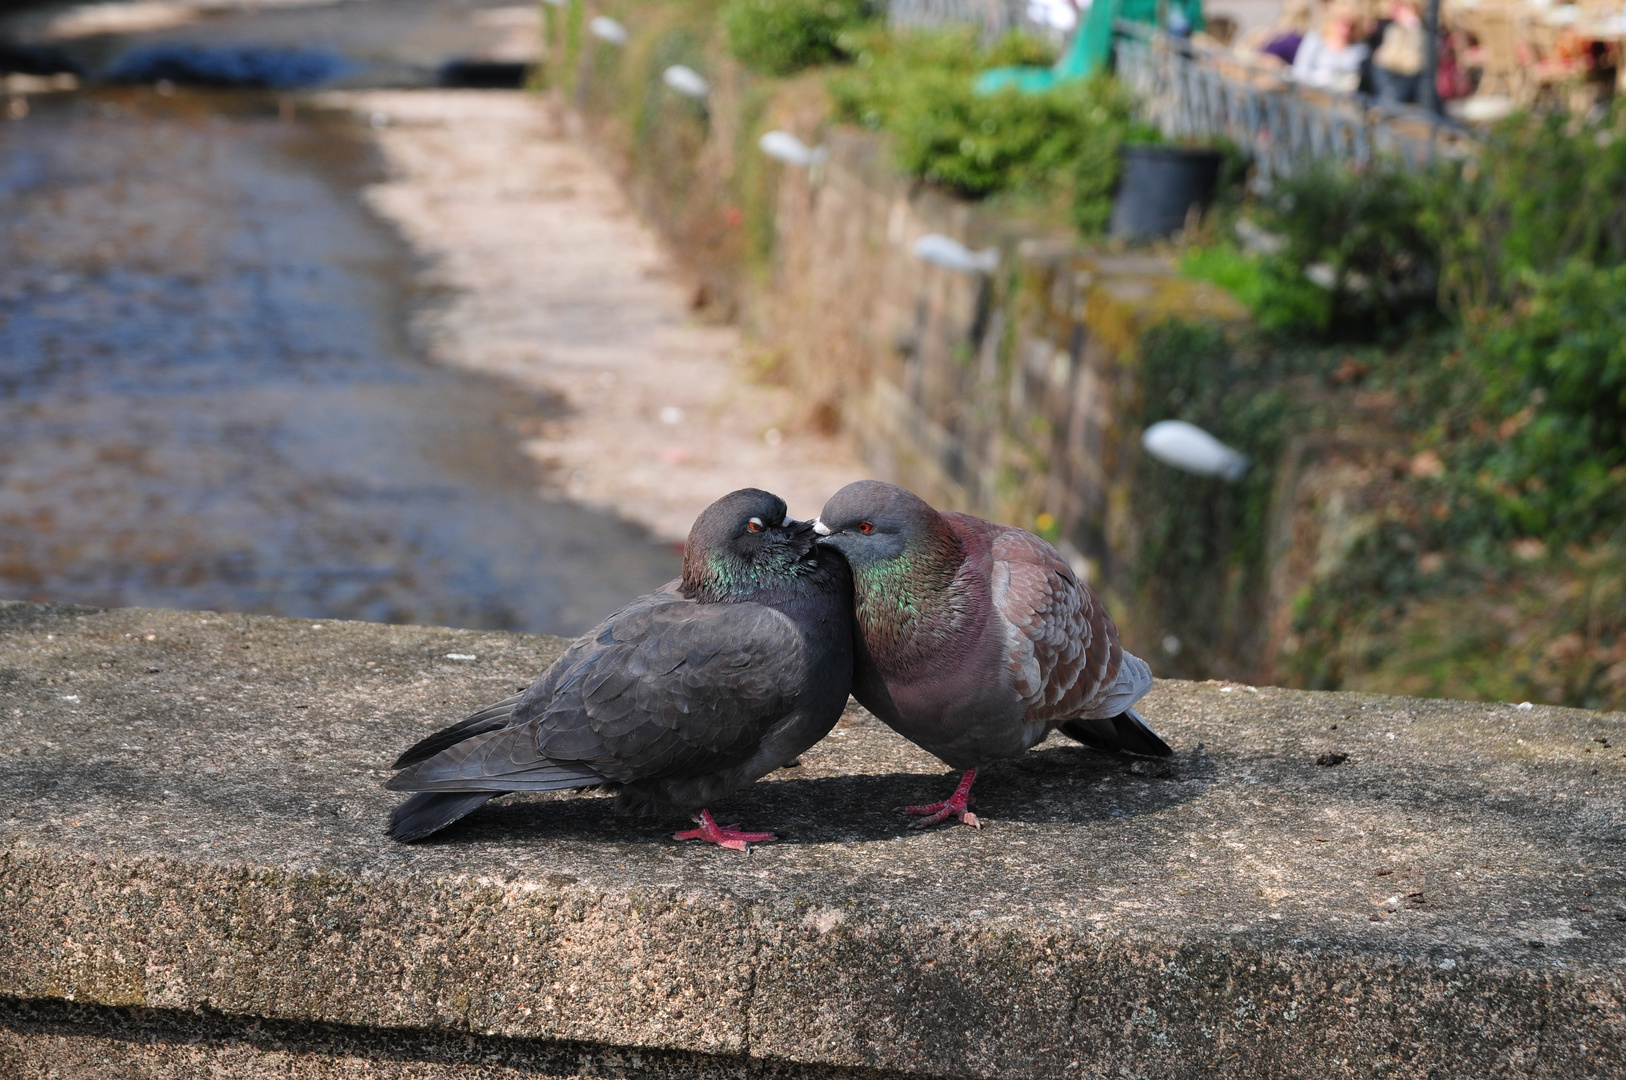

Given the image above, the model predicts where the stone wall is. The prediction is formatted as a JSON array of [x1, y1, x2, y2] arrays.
[[3, 601, 1624, 1077], [559, 41, 1257, 649], [552, 19, 1409, 685]]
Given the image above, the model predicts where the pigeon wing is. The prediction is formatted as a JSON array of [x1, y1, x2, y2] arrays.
[[391, 582, 685, 771], [529, 597, 807, 783], [986, 525, 1136, 723], [388, 594, 805, 792]]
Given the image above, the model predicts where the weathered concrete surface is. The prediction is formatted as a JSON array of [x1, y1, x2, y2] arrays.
[[1, 599, 1623, 1078]]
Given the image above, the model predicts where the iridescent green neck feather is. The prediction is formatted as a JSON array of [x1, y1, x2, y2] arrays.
[[684, 545, 810, 604], [852, 526, 973, 669]]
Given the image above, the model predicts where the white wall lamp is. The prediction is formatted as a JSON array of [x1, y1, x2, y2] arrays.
[[758, 130, 828, 168], [662, 65, 709, 99], [912, 233, 999, 275], [589, 16, 628, 44], [1141, 420, 1249, 482]]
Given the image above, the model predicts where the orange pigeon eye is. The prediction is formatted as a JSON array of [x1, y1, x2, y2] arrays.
[[747, 518, 764, 533], [858, 522, 874, 534]]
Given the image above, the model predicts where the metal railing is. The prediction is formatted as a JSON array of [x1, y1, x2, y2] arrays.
[[886, 0, 1052, 40], [1113, 24, 1477, 184]]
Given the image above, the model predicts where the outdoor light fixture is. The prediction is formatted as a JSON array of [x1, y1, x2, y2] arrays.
[[758, 130, 827, 168], [1141, 420, 1249, 481], [589, 17, 628, 45], [662, 65, 709, 99], [912, 233, 999, 275]]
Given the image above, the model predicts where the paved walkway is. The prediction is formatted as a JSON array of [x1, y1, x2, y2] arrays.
[[327, 89, 868, 542]]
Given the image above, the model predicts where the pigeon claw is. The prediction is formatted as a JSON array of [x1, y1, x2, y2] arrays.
[[901, 801, 981, 829], [897, 768, 981, 830], [673, 809, 776, 852]]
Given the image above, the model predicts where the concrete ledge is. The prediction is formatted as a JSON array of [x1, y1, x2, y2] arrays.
[[1, 600, 1623, 1078]]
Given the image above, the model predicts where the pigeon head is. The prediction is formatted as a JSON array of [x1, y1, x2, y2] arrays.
[[682, 488, 817, 602], [813, 480, 951, 569]]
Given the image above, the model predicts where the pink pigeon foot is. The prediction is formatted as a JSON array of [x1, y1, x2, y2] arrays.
[[899, 768, 981, 830], [673, 809, 777, 852]]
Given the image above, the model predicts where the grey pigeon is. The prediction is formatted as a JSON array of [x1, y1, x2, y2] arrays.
[[814, 480, 1169, 829], [386, 488, 853, 850]]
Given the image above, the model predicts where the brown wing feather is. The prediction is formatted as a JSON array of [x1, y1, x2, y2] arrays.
[[985, 525, 1126, 724]]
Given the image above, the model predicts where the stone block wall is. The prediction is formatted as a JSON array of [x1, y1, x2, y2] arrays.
[[569, 59, 1240, 576], [554, 29, 1403, 681]]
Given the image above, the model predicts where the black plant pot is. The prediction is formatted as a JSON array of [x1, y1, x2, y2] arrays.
[[1109, 144, 1223, 241]]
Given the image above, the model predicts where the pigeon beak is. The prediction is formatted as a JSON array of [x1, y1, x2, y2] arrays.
[[811, 519, 831, 536]]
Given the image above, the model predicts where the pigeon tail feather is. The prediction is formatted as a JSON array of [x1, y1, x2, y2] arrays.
[[1087, 650, 1153, 719], [387, 791, 500, 842], [392, 692, 525, 768], [1113, 707, 1174, 757], [1059, 707, 1173, 758], [386, 725, 607, 793]]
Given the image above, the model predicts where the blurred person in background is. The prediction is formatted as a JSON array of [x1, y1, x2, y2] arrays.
[[1250, 0, 1317, 67], [1371, 0, 1426, 102], [1292, 0, 1371, 90]]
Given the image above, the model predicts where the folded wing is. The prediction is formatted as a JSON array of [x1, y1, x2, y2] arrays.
[[388, 596, 807, 795], [985, 525, 1148, 723]]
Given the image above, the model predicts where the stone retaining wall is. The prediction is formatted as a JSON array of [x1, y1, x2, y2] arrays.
[[551, 29, 1392, 682], [2, 601, 1623, 1077]]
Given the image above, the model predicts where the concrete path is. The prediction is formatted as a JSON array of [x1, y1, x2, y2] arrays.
[[325, 89, 868, 542]]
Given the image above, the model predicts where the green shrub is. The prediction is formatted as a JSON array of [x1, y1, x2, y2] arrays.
[[722, 0, 872, 75], [891, 80, 1126, 199], [828, 25, 984, 131], [1425, 102, 1626, 314], [1179, 241, 1332, 332], [833, 28, 1131, 211], [1459, 262, 1626, 541], [1258, 162, 1440, 331], [978, 28, 1059, 68]]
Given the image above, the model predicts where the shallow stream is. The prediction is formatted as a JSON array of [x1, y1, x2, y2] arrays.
[[0, 86, 679, 634]]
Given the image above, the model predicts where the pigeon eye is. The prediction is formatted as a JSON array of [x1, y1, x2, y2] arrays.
[[858, 522, 874, 534], [747, 517, 765, 533]]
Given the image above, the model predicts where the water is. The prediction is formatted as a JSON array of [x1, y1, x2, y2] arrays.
[[0, 89, 679, 634]]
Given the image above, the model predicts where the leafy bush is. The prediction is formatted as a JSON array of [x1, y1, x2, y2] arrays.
[[1425, 103, 1626, 314], [1459, 262, 1626, 541], [828, 25, 984, 131], [1262, 163, 1438, 326], [890, 78, 1128, 199], [1178, 242, 1332, 332], [830, 27, 1129, 217], [1178, 162, 1442, 335], [722, 0, 872, 76]]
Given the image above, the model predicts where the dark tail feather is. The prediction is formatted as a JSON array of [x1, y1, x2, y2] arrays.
[[1060, 707, 1173, 758], [388, 791, 501, 843], [393, 692, 525, 768], [386, 725, 607, 793]]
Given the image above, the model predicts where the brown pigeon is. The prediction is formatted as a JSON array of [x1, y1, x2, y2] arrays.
[[386, 488, 853, 850], [814, 480, 1168, 829]]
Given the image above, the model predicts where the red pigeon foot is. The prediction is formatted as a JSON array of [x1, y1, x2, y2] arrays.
[[673, 809, 777, 852], [899, 768, 981, 830]]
